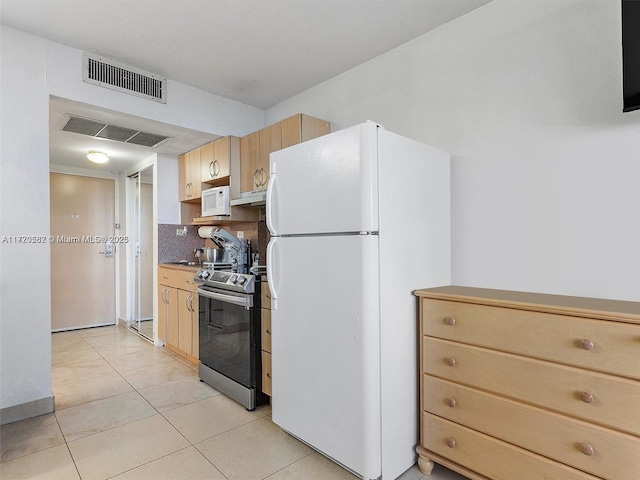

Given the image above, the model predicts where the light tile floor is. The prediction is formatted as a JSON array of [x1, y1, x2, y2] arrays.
[[0, 324, 467, 480]]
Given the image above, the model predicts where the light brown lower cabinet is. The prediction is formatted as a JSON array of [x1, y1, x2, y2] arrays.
[[158, 284, 178, 351], [261, 281, 272, 396], [158, 266, 199, 363], [415, 286, 640, 480]]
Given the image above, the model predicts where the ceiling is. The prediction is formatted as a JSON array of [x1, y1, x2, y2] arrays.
[[1, 0, 491, 171]]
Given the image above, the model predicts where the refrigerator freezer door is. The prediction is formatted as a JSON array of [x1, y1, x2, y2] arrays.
[[268, 234, 382, 479], [267, 122, 379, 236]]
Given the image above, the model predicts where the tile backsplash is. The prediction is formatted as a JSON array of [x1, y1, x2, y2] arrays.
[[158, 224, 204, 263], [158, 221, 269, 266]]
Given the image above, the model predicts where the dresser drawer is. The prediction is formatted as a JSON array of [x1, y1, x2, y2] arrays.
[[422, 376, 640, 480], [423, 337, 640, 436], [422, 298, 640, 380], [422, 413, 601, 480], [261, 308, 272, 353], [158, 267, 179, 288]]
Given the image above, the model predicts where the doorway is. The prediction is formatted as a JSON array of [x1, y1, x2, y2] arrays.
[[128, 165, 154, 340], [50, 173, 117, 330]]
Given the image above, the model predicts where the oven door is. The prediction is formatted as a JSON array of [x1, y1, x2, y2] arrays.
[[198, 286, 256, 389]]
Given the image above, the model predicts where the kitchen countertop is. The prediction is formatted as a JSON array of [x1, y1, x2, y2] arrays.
[[158, 262, 200, 272]]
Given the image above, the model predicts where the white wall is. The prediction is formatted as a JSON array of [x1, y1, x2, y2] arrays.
[[267, 0, 640, 302], [0, 27, 53, 415], [0, 25, 264, 415]]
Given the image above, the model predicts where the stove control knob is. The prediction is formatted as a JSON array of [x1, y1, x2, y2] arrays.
[[236, 276, 246, 285], [229, 274, 238, 283], [201, 271, 210, 279]]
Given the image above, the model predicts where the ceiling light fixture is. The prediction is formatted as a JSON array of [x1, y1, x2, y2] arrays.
[[87, 151, 109, 164]]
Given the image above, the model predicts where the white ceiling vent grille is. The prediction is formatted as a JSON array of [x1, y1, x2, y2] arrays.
[[61, 114, 170, 148], [83, 53, 166, 103]]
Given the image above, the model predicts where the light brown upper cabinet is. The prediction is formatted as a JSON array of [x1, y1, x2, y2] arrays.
[[240, 130, 261, 193], [281, 113, 331, 149], [239, 114, 331, 195], [257, 122, 282, 191], [201, 136, 232, 184], [179, 148, 202, 202]]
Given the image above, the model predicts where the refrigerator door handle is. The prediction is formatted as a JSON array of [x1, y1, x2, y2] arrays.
[[266, 164, 277, 234], [266, 238, 278, 310]]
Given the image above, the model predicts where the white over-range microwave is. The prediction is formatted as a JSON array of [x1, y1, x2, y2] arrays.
[[202, 186, 230, 217]]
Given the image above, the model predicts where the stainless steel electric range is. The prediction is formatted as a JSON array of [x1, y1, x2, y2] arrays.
[[195, 266, 267, 410]]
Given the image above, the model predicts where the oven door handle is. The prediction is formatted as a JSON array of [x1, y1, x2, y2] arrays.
[[198, 287, 253, 309]]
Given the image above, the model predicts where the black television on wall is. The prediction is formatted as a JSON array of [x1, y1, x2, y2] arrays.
[[622, 0, 640, 112]]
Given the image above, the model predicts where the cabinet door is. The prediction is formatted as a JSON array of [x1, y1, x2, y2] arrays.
[[178, 289, 192, 355], [214, 136, 231, 179], [301, 114, 331, 143], [261, 308, 271, 353], [191, 294, 199, 360], [240, 130, 260, 193], [189, 147, 202, 199], [281, 114, 302, 149], [178, 153, 190, 201], [258, 122, 281, 189], [281, 114, 331, 149], [165, 287, 179, 351], [200, 142, 215, 182], [262, 351, 272, 396], [157, 285, 167, 342]]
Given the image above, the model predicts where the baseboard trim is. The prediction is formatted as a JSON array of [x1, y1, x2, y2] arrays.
[[0, 395, 55, 425]]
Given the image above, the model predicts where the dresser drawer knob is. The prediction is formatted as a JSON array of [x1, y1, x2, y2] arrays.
[[444, 316, 456, 326], [446, 438, 457, 449], [580, 392, 594, 404], [579, 339, 594, 350], [445, 398, 457, 408], [444, 357, 457, 367], [580, 444, 595, 456]]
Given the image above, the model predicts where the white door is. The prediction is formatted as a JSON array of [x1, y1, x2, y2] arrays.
[[50, 173, 116, 330], [267, 233, 382, 479], [267, 122, 379, 236]]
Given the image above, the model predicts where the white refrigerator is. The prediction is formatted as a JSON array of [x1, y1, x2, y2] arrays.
[[266, 122, 450, 480]]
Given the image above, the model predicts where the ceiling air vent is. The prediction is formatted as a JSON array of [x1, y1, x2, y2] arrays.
[[61, 114, 170, 148], [83, 53, 166, 103]]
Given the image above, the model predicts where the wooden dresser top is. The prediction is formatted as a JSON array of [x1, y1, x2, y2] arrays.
[[415, 285, 640, 324]]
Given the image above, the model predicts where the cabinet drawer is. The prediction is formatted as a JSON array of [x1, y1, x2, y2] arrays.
[[261, 282, 272, 309], [262, 351, 272, 396], [422, 413, 601, 480], [158, 267, 179, 288], [177, 270, 198, 293], [423, 337, 640, 436], [261, 308, 272, 353], [422, 376, 640, 480], [422, 298, 640, 380]]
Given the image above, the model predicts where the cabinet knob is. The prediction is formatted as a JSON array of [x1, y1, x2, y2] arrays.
[[580, 444, 595, 456], [444, 357, 456, 367], [444, 316, 456, 326], [579, 339, 595, 351], [445, 398, 457, 408], [446, 438, 456, 449], [265, 329, 271, 334], [266, 372, 271, 378], [580, 392, 594, 404]]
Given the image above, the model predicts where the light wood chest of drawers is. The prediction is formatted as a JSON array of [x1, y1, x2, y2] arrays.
[[415, 286, 640, 480]]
